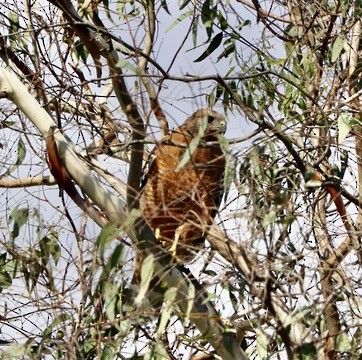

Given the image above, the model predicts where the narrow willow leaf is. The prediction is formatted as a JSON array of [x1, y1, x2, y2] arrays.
[[102, 0, 115, 24], [295, 343, 317, 360], [189, 16, 198, 48], [338, 112, 357, 144], [1, 343, 31, 359], [6, 137, 26, 176], [43, 314, 72, 339], [180, 0, 192, 10], [104, 281, 119, 321], [73, 40, 89, 64], [108, 243, 124, 269], [119, 208, 142, 231], [194, 32, 223, 62], [145, 342, 169, 360], [160, 0, 171, 15], [134, 253, 154, 306], [175, 116, 208, 171], [217, 134, 232, 201], [97, 221, 119, 261], [336, 332, 352, 352], [166, 10, 192, 32], [331, 34, 345, 62], [157, 287, 177, 337], [8, 207, 29, 239], [8, 11, 21, 46], [0, 271, 12, 291], [39, 233, 61, 266], [256, 328, 268, 358], [217, 42, 236, 61], [185, 282, 195, 320], [284, 308, 311, 327], [116, 58, 137, 73], [201, 0, 214, 39]]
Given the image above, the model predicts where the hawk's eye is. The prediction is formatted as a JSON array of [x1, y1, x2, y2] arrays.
[[207, 115, 214, 123]]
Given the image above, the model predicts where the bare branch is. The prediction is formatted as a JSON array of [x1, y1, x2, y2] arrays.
[[138, 0, 169, 136], [0, 175, 57, 188]]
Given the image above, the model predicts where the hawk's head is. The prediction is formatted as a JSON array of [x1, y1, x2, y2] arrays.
[[180, 109, 227, 138]]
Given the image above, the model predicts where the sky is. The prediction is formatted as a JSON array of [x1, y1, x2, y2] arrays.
[[0, 1, 279, 357]]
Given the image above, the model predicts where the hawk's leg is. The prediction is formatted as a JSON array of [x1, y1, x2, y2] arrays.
[[169, 225, 185, 257]]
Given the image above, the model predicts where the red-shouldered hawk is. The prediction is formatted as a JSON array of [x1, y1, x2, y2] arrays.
[[140, 109, 227, 259]]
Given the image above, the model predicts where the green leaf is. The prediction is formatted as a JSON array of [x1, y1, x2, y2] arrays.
[[134, 253, 155, 306], [295, 343, 317, 360], [219, 135, 233, 202], [116, 0, 125, 17], [160, 0, 171, 15], [175, 116, 208, 171], [304, 180, 322, 188], [207, 91, 215, 107], [5, 137, 26, 176], [229, 289, 239, 312], [336, 332, 352, 352], [39, 233, 61, 266], [337, 112, 357, 144], [331, 35, 345, 62], [0, 120, 16, 128], [284, 308, 312, 327], [201, 292, 217, 305], [97, 221, 119, 261], [8, 206, 29, 239], [73, 40, 89, 64], [338, 149, 349, 179], [217, 42, 236, 61], [218, 11, 228, 31], [298, 97, 307, 110], [146, 341, 169, 360], [116, 0, 140, 18], [101, 0, 115, 24], [1, 342, 31, 359], [0, 253, 6, 269], [104, 281, 119, 321], [166, 10, 193, 32], [0, 271, 12, 291], [8, 11, 20, 31], [194, 32, 223, 62], [186, 282, 195, 320], [43, 313, 71, 339], [79, 0, 92, 13], [237, 19, 251, 29], [108, 243, 124, 270], [116, 58, 137, 73], [262, 210, 276, 227], [192, 15, 199, 47], [8, 11, 22, 46], [256, 328, 268, 359], [101, 339, 124, 360], [157, 287, 177, 337], [180, 0, 192, 10], [201, 0, 214, 39]]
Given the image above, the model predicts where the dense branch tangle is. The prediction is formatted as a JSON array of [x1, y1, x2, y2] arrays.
[[0, 1, 361, 359]]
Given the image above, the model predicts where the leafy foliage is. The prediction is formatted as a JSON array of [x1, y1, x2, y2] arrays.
[[0, 0, 361, 358]]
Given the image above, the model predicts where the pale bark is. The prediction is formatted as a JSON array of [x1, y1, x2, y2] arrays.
[[0, 66, 247, 360]]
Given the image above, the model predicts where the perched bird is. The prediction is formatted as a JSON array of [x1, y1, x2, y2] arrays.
[[140, 108, 227, 260]]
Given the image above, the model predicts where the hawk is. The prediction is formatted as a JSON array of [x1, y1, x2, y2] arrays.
[[140, 109, 227, 259]]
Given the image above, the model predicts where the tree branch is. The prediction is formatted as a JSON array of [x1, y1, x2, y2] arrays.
[[0, 175, 57, 188], [207, 226, 311, 348], [0, 65, 246, 360], [138, 0, 169, 136]]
